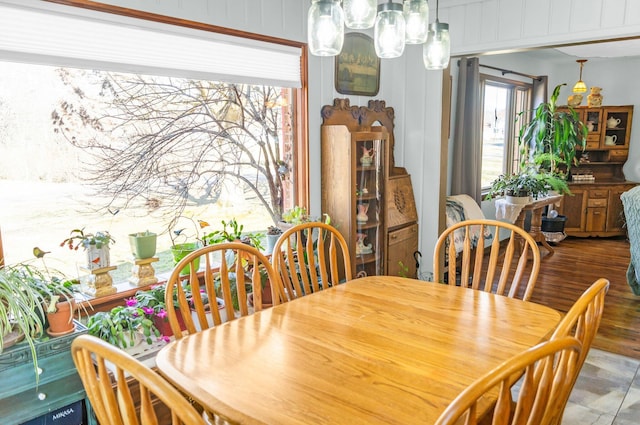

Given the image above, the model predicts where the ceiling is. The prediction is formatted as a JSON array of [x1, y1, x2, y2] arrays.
[[554, 38, 640, 59]]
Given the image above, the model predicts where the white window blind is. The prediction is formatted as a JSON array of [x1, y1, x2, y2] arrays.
[[0, 0, 302, 88]]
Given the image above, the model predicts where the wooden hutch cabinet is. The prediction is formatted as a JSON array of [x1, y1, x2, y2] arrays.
[[321, 99, 419, 278], [559, 105, 637, 237]]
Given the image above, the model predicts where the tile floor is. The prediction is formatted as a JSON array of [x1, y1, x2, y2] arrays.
[[562, 348, 640, 424]]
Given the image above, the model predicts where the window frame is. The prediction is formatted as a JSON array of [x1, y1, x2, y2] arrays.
[[44, 0, 309, 209], [0, 0, 310, 260], [479, 74, 532, 192]]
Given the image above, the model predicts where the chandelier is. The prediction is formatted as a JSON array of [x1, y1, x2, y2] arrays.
[[307, 0, 450, 70]]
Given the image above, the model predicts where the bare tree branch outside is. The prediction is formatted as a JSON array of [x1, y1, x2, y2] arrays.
[[50, 69, 291, 233]]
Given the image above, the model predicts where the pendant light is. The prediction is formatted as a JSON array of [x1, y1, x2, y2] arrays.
[[572, 59, 588, 93], [343, 0, 376, 29], [423, 0, 450, 70], [375, 0, 406, 59], [403, 0, 429, 44], [308, 0, 344, 57]]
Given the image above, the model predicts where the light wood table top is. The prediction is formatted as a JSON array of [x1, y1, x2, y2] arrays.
[[156, 276, 561, 424]]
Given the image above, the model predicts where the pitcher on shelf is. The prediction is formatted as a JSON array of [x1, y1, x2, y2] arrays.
[[360, 146, 375, 166]]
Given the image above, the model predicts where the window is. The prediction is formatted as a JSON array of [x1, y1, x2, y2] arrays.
[[480, 76, 531, 190], [0, 2, 308, 281]]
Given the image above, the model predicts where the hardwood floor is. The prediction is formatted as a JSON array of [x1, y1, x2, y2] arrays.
[[529, 236, 640, 359]]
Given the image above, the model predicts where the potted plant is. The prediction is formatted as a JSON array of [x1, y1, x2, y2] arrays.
[[0, 264, 48, 384], [128, 230, 157, 259], [38, 275, 79, 336], [265, 225, 283, 255], [202, 218, 264, 250], [279, 205, 310, 230], [518, 83, 587, 178], [134, 284, 186, 337], [60, 228, 115, 270], [517, 83, 587, 232], [485, 171, 568, 203], [86, 303, 164, 350], [201, 218, 270, 307], [169, 216, 204, 275], [0, 265, 45, 347]]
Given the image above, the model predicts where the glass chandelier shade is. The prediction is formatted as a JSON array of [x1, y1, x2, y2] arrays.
[[403, 0, 429, 44], [423, 20, 450, 70], [374, 1, 406, 59], [343, 0, 377, 29], [572, 59, 588, 93], [308, 0, 344, 57]]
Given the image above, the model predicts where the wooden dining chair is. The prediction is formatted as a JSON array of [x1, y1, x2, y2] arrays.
[[546, 277, 609, 425], [433, 219, 541, 301], [434, 336, 582, 425], [71, 334, 206, 425], [271, 221, 352, 301], [164, 242, 286, 339]]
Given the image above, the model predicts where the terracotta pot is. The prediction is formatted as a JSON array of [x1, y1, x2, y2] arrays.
[[46, 299, 76, 335], [152, 308, 186, 336]]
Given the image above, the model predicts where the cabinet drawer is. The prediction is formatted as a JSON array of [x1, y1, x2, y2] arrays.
[[586, 134, 600, 142], [388, 223, 418, 245], [0, 376, 86, 425], [588, 198, 608, 208], [589, 189, 608, 198], [608, 150, 628, 161], [585, 140, 600, 149]]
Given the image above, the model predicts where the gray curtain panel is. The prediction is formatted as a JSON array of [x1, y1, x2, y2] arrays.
[[532, 75, 548, 109], [451, 57, 482, 204]]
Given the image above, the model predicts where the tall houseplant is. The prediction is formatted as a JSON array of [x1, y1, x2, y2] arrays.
[[518, 83, 588, 178], [517, 83, 587, 232]]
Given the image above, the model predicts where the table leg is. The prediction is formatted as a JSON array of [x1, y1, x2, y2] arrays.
[[530, 207, 554, 257]]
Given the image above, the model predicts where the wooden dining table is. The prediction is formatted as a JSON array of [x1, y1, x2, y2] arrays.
[[155, 276, 561, 424]]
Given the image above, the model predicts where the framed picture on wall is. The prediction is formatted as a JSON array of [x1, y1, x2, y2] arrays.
[[335, 33, 380, 96]]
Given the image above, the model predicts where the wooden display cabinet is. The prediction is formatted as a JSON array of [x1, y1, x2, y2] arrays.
[[321, 125, 389, 277], [569, 105, 633, 182], [321, 98, 419, 277], [559, 105, 637, 237]]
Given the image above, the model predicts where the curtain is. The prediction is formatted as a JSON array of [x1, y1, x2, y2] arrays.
[[451, 57, 482, 204], [532, 75, 548, 109]]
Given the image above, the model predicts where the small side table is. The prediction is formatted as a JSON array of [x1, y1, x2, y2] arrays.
[[496, 194, 563, 257]]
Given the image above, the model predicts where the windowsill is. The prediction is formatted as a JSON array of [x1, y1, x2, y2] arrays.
[[77, 270, 173, 315], [76, 249, 272, 315]]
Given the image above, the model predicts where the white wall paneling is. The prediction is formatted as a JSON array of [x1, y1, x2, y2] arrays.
[[442, 0, 640, 55]]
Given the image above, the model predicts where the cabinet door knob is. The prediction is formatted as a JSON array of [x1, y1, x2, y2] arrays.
[[38, 392, 47, 400], [37, 367, 43, 375]]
